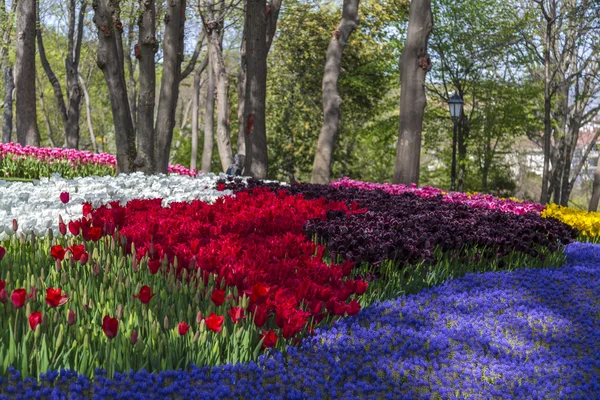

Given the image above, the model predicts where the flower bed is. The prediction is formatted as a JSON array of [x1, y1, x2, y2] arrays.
[[1, 241, 597, 398], [332, 177, 545, 215], [0, 168, 592, 398], [0, 143, 199, 179], [0, 173, 230, 240], [218, 179, 577, 267], [542, 203, 600, 241]]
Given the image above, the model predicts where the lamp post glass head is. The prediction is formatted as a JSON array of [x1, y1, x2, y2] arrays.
[[448, 93, 464, 121]]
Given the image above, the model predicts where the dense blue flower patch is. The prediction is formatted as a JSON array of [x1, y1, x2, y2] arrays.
[[2, 242, 599, 399]]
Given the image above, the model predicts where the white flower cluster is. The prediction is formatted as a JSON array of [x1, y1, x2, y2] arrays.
[[0, 172, 236, 240]]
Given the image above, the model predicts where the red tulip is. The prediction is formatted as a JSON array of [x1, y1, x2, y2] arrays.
[[228, 307, 246, 323], [178, 322, 190, 336], [59, 222, 67, 236], [204, 313, 224, 333], [87, 226, 103, 242], [67, 309, 77, 325], [249, 283, 270, 305], [251, 304, 269, 327], [79, 251, 89, 265], [132, 285, 156, 304], [210, 288, 225, 306], [0, 289, 7, 304], [148, 260, 161, 275], [355, 280, 368, 295], [69, 244, 86, 261], [11, 288, 26, 308], [60, 192, 70, 204], [50, 245, 66, 261], [82, 203, 93, 217], [29, 312, 42, 331], [131, 329, 138, 345], [0, 246, 5, 260], [45, 287, 69, 308], [68, 221, 80, 235], [102, 316, 118, 339], [260, 330, 278, 349], [0, 280, 5, 291], [346, 299, 361, 316]]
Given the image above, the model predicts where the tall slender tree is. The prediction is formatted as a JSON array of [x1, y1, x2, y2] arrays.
[[311, 0, 360, 184], [393, 0, 432, 185], [0, 0, 16, 143], [243, 0, 282, 178], [15, 0, 39, 146], [37, 0, 86, 149]]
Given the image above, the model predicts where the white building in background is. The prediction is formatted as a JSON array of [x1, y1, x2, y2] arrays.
[[509, 120, 600, 184]]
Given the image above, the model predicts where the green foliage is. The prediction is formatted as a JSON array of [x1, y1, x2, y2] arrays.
[[266, 0, 407, 183]]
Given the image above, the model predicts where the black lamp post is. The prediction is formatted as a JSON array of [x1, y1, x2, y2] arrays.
[[447, 93, 464, 191]]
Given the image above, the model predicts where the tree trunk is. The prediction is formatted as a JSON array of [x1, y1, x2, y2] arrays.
[[590, 166, 600, 212], [457, 114, 469, 192], [78, 73, 98, 152], [237, 21, 247, 157], [392, 0, 432, 185], [311, 0, 359, 184], [2, 65, 13, 143], [540, 17, 553, 204], [243, 0, 268, 178], [15, 0, 39, 147], [136, 0, 157, 173], [206, 21, 233, 172], [191, 67, 201, 171], [202, 53, 216, 173], [93, 0, 136, 172], [154, 0, 186, 174], [190, 56, 208, 171]]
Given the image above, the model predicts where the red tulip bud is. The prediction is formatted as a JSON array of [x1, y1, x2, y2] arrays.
[[60, 192, 70, 204], [79, 252, 89, 265], [0, 289, 7, 303], [131, 329, 138, 345], [59, 222, 67, 236], [93, 262, 101, 276], [55, 259, 61, 272], [178, 322, 190, 336], [67, 309, 77, 325], [0, 246, 5, 260], [196, 311, 203, 324], [12, 219, 17, 232]]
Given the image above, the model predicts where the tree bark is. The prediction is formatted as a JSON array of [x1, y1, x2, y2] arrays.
[[237, 17, 247, 156], [311, 0, 359, 184], [2, 65, 13, 143], [0, 0, 16, 143], [590, 166, 600, 212], [15, 0, 39, 147], [136, 0, 157, 173], [202, 52, 216, 173], [93, 0, 136, 172], [243, 0, 268, 178], [154, 0, 186, 174], [540, 8, 555, 204], [206, 19, 233, 172], [392, 0, 432, 185]]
